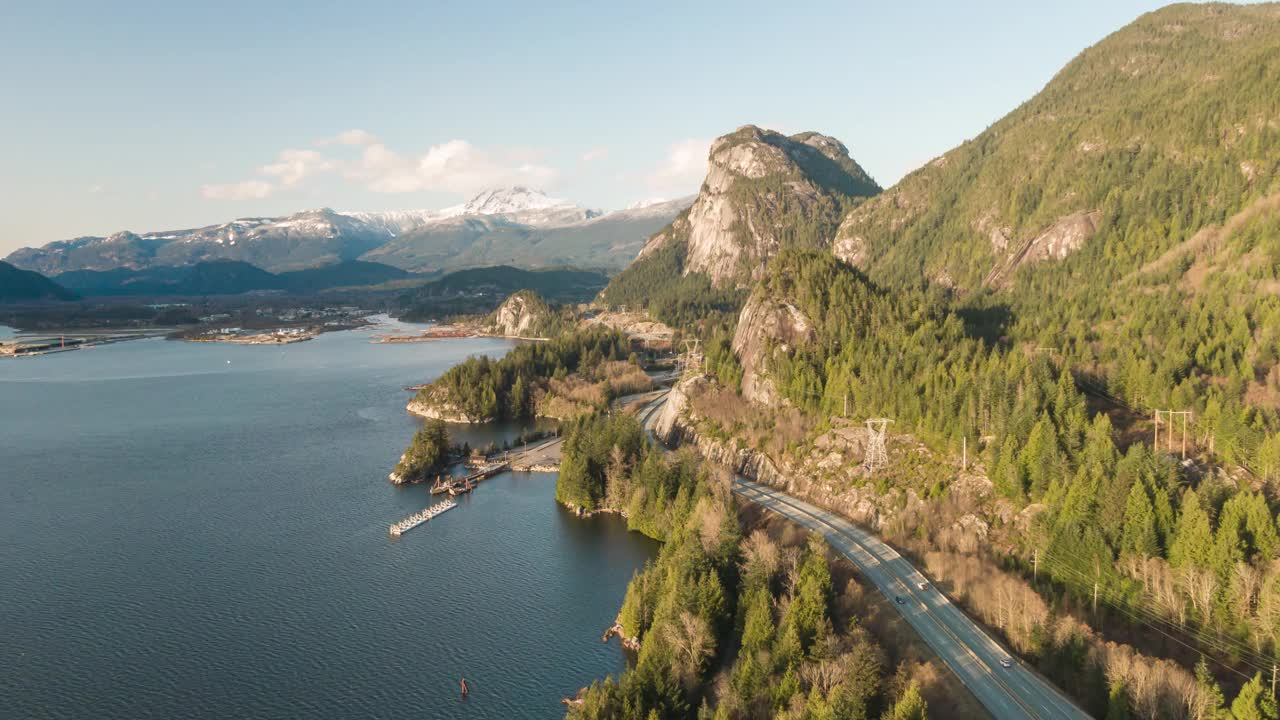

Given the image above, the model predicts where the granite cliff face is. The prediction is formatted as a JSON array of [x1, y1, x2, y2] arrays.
[[636, 125, 880, 288], [731, 291, 816, 406], [486, 290, 553, 338]]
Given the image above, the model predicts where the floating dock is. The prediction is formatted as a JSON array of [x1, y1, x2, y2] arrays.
[[389, 500, 457, 536]]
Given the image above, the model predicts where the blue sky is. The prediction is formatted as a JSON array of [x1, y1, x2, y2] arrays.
[[0, 0, 1198, 253]]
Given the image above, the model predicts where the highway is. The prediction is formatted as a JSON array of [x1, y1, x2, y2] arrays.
[[733, 479, 1093, 720]]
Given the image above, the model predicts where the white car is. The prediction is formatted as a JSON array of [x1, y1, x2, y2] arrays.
[[1000, 658, 1014, 669], [917, 581, 928, 590]]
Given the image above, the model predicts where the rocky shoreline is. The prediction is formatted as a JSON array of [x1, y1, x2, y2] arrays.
[[405, 390, 493, 424]]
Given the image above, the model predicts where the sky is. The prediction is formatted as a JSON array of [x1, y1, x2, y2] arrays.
[[0, 0, 1202, 254]]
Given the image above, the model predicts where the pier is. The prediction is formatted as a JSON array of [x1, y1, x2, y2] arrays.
[[389, 499, 456, 536], [463, 461, 510, 483]]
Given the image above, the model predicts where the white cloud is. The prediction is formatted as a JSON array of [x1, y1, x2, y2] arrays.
[[351, 139, 557, 195], [317, 129, 378, 147], [259, 149, 333, 186], [202, 133, 558, 202], [201, 180, 275, 200], [646, 138, 710, 192], [581, 147, 609, 163]]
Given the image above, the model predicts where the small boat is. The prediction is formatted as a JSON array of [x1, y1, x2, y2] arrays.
[[429, 476, 450, 495]]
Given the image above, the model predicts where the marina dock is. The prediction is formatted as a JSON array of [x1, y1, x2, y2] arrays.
[[389, 499, 457, 536], [463, 461, 509, 483]]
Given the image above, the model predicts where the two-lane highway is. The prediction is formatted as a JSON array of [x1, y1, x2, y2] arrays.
[[734, 479, 1092, 720]]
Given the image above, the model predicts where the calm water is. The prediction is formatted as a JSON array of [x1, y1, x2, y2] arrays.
[[0, 321, 656, 719]]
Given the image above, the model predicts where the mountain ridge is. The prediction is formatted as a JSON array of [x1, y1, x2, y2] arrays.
[[5, 188, 689, 276]]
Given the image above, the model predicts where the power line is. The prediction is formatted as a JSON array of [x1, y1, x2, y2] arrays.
[[1036, 550, 1273, 664], [1035, 551, 1276, 679], [1035, 555, 1272, 678]]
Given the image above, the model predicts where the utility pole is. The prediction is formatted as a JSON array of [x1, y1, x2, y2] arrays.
[[1153, 410, 1161, 452], [962, 436, 968, 472], [1167, 410, 1193, 459], [843, 392, 848, 418], [1272, 663, 1276, 699], [1093, 581, 1099, 613], [1033, 549, 1039, 581]]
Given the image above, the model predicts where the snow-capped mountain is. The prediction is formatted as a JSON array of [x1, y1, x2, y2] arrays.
[[5, 188, 692, 276], [458, 187, 572, 215]]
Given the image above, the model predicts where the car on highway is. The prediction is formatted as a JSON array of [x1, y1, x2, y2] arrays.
[[1000, 658, 1014, 668], [894, 596, 905, 604], [917, 581, 928, 590]]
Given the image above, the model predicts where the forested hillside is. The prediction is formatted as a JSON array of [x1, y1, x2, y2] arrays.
[[596, 4, 1280, 718], [837, 3, 1280, 464], [843, 3, 1280, 292], [0, 261, 77, 302]]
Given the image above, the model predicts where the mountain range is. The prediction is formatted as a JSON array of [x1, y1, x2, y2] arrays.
[[4, 188, 692, 277]]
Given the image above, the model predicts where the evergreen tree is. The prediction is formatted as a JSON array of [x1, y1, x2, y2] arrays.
[[740, 584, 775, 653], [1121, 480, 1160, 558], [1171, 489, 1214, 568], [1230, 673, 1278, 720], [1106, 681, 1131, 720], [1194, 656, 1226, 720], [886, 682, 928, 720]]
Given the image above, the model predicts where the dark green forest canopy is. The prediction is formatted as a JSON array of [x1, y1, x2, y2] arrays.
[[559, 413, 901, 719], [416, 327, 633, 421]]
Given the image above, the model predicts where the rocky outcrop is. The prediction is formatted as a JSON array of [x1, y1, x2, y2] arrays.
[[601, 623, 641, 651], [388, 457, 414, 485], [660, 377, 991, 540], [487, 290, 551, 338], [651, 377, 694, 444], [406, 387, 492, 423], [731, 291, 816, 406], [641, 125, 880, 288], [983, 210, 1101, 287]]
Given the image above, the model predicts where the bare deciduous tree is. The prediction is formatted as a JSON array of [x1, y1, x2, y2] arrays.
[[663, 611, 714, 685]]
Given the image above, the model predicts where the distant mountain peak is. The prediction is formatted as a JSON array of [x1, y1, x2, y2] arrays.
[[457, 187, 574, 216], [625, 197, 669, 210]]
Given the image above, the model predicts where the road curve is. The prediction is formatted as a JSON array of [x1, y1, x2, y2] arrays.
[[734, 478, 1092, 720]]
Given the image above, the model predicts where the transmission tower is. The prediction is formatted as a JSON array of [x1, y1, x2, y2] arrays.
[[862, 418, 893, 473], [681, 338, 702, 380]]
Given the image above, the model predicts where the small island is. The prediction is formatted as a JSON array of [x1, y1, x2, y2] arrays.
[[388, 419, 451, 485]]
